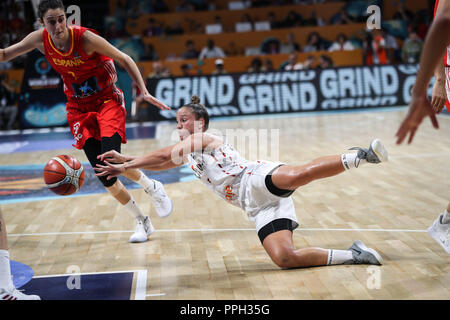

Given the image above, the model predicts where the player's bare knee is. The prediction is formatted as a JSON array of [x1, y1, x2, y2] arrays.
[[271, 248, 296, 269]]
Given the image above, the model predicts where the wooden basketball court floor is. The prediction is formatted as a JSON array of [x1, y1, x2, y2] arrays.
[[1, 107, 449, 300]]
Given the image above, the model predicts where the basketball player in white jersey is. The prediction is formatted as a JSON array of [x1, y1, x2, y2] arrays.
[[0, 209, 40, 300], [397, 0, 450, 254], [94, 96, 388, 269]]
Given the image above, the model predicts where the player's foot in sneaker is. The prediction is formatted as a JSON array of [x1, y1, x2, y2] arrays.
[[349, 139, 388, 167], [428, 214, 450, 254], [144, 180, 173, 218], [0, 287, 41, 300], [129, 216, 155, 243], [345, 240, 383, 265]]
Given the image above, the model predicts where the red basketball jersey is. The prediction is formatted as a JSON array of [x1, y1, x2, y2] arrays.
[[42, 26, 117, 102], [434, 0, 450, 67]]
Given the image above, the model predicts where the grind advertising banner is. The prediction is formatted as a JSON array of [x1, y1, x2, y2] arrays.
[[18, 49, 67, 128], [145, 64, 424, 121]]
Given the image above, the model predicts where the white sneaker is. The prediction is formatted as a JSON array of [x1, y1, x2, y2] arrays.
[[428, 214, 450, 254], [129, 216, 155, 243], [144, 180, 173, 218], [0, 287, 41, 300]]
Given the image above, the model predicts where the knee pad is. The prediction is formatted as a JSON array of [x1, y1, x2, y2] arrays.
[[98, 175, 117, 188], [83, 136, 120, 188]]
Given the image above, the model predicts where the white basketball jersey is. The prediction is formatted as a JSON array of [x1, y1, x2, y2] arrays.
[[187, 143, 249, 208]]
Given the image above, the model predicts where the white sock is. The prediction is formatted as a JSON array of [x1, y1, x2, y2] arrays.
[[441, 210, 450, 224], [326, 249, 354, 265], [137, 172, 156, 192], [124, 197, 145, 222], [341, 153, 366, 170], [0, 250, 14, 290]]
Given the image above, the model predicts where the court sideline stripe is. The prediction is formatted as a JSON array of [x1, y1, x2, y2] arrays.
[[8, 227, 428, 237]]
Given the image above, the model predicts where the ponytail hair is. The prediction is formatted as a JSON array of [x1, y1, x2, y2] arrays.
[[183, 95, 210, 131]]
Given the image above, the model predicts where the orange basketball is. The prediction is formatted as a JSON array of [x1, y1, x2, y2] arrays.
[[43, 155, 85, 195]]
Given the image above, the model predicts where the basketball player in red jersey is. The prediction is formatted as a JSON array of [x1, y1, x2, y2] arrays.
[[396, 0, 450, 253], [0, 0, 173, 246]]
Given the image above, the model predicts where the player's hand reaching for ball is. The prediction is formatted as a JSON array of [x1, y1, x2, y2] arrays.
[[97, 150, 127, 163], [94, 161, 125, 180], [143, 92, 171, 110]]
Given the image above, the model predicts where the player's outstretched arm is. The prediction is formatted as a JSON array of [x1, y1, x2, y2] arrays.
[[0, 30, 44, 62], [95, 133, 222, 179], [396, 0, 450, 144], [82, 30, 170, 110]]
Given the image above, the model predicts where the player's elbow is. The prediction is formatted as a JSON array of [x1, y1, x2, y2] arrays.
[[435, 14, 450, 32], [116, 53, 133, 68], [156, 149, 172, 163]]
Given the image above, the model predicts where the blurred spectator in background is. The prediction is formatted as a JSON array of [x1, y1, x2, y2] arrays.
[[282, 10, 304, 28], [261, 38, 281, 54], [180, 63, 193, 76], [241, 13, 254, 25], [182, 40, 200, 59], [213, 59, 227, 74], [317, 54, 333, 69], [362, 30, 387, 65], [105, 22, 127, 41], [328, 33, 354, 51], [113, 1, 127, 31], [152, 0, 169, 13], [141, 43, 159, 61], [147, 61, 171, 79], [284, 53, 304, 70], [264, 58, 275, 72], [205, 0, 217, 11], [381, 28, 399, 63], [164, 21, 184, 36], [176, 0, 194, 12], [187, 18, 204, 34], [303, 32, 327, 52], [304, 10, 325, 27], [392, 2, 414, 25], [127, 0, 141, 20], [0, 73, 18, 130], [143, 18, 163, 37], [199, 39, 226, 59], [284, 32, 301, 53], [302, 55, 315, 69], [213, 15, 225, 32], [248, 57, 265, 73], [329, 7, 354, 25], [410, 10, 429, 40], [267, 11, 282, 29], [401, 28, 423, 64]]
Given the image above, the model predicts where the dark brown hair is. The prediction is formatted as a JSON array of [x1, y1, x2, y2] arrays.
[[38, 0, 65, 20], [183, 95, 210, 131]]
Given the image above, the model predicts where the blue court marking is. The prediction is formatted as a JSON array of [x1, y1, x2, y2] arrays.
[[19, 272, 134, 300], [10, 260, 34, 289], [0, 124, 156, 154], [0, 162, 196, 205]]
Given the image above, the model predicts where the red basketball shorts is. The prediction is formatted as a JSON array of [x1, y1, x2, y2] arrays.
[[66, 87, 127, 150]]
